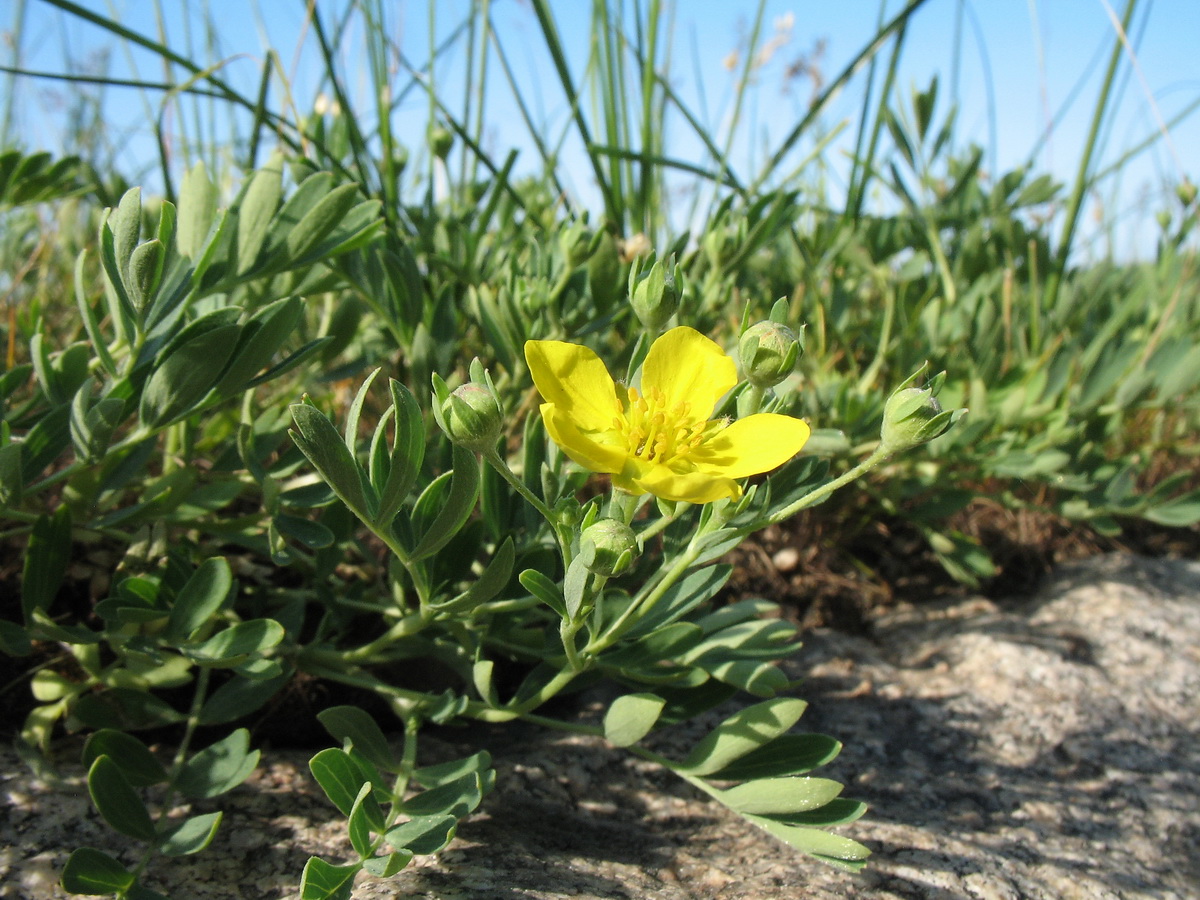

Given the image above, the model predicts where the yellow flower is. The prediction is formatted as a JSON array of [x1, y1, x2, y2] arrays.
[[524, 326, 810, 504]]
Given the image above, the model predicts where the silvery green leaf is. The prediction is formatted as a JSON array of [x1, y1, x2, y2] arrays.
[[317, 705, 398, 774], [110, 186, 142, 283], [287, 182, 362, 260], [431, 537, 515, 613], [159, 811, 223, 856], [175, 729, 260, 800], [236, 154, 283, 275], [181, 619, 284, 667], [165, 556, 234, 643], [384, 815, 457, 856], [211, 296, 305, 397], [717, 776, 843, 815], [707, 733, 842, 781], [310, 747, 370, 817], [21, 506, 71, 622], [127, 238, 164, 311], [743, 816, 870, 871], [372, 379, 425, 527], [177, 161, 218, 259], [82, 730, 168, 787], [87, 755, 157, 841], [410, 445, 479, 561], [290, 402, 375, 519], [299, 857, 358, 900], [678, 697, 809, 776], [139, 323, 239, 428], [604, 693, 666, 747], [61, 848, 135, 895]]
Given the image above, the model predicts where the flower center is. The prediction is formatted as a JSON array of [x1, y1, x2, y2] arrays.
[[614, 386, 707, 465]]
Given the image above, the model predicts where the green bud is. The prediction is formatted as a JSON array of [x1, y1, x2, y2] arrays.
[[738, 321, 801, 388], [559, 219, 595, 269], [434, 364, 504, 452], [429, 126, 454, 160], [1156, 209, 1172, 231], [1177, 179, 1197, 208], [580, 518, 639, 577], [629, 255, 681, 331], [879, 369, 965, 454]]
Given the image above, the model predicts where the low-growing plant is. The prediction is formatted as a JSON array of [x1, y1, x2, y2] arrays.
[[0, 151, 971, 897]]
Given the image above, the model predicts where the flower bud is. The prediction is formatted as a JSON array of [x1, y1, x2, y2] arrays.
[[1176, 179, 1197, 208], [559, 220, 595, 269], [439, 380, 503, 452], [738, 321, 801, 388], [629, 255, 680, 331], [580, 518, 639, 577], [429, 126, 454, 160], [879, 369, 964, 454]]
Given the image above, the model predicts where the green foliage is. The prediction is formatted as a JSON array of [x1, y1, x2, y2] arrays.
[[2, 1, 1197, 897]]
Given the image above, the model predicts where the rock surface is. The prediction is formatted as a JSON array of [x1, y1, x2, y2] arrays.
[[2, 553, 1197, 899]]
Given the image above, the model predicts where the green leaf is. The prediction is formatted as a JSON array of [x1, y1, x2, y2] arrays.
[[159, 811, 223, 856], [604, 693, 666, 747], [348, 783, 387, 856], [274, 513, 336, 549], [290, 403, 373, 518], [703, 659, 790, 698], [182, 619, 284, 666], [177, 161, 218, 259], [82, 730, 168, 787], [287, 182, 363, 260], [1144, 492, 1200, 527], [310, 748, 369, 817], [373, 380, 425, 527], [410, 445, 480, 561], [87, 755, 157, 842], [299, 857, 359, 900], [139, 324, 240, 427], [127, 238, 165, 310], [61, 847, 135, 894], [430, 537, 515, 613], [384, 814, 457, 856], [769, 797, 868, 827], [518, 568, 567, 618], [601, 622, 704, 669], [0, 442, 22, 505], [362, 851, 413, 877], [166, 557, 233, 642], [21, 506, 72, 622], [199, 671, 289, 725], [175, 728, 260, 799], [626, 565, 732, 637], [412, 751, 492, 790], [0, 619, 32, 656], [344, 368, 381, 455], [746, 816, 871, 870], [679, 697, 809, 776], [237, 155, 284, 275], [707, 733, 842, 781], [716, 776, 843, 815], [317, 705, 397, 774], [211, 296, 305, 397], [402, 772, 484, 819]]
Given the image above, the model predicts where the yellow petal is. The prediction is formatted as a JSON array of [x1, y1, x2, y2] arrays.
[[540, 404, 627, 474], [641, 326, 737, 419], [525, 340, 622, 433], [690, 413, 810, 478], [631, 462, 741, 504]]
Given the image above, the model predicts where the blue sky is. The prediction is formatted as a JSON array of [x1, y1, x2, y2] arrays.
[[6, 0, 1198, 259]]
